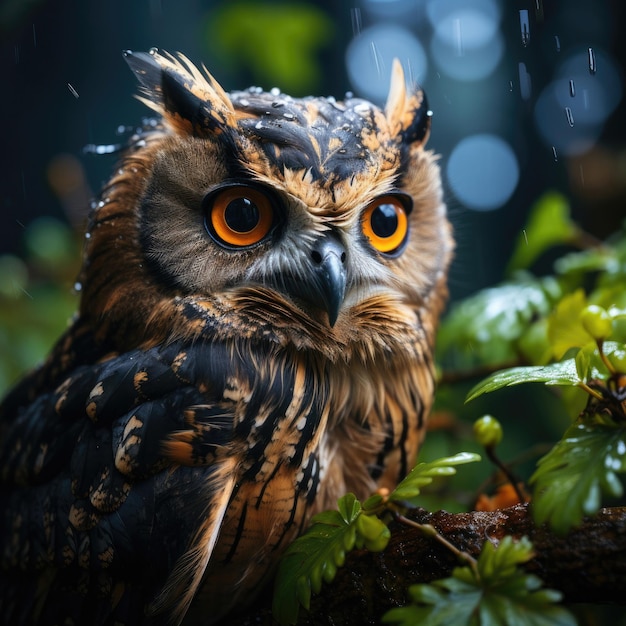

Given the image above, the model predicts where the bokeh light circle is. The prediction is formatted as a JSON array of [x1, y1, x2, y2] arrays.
[[346, 23, 427, 102], [426, 0, 501, 27], [433, 8, 499, 50], [446, 134, 519, 211], [534, 48, 622, 156], [425, 0, 503, 81], [430, 30, 504, 81]]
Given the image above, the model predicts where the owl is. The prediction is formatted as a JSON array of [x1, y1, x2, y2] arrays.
[[0, 50, 452, 625]]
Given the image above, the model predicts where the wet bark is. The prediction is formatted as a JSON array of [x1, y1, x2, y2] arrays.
[[238, 503, 626, 625]]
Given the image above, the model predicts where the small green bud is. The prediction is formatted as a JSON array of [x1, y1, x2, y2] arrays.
[[581, 304, 613, 341], [473, 415, 503, 448]]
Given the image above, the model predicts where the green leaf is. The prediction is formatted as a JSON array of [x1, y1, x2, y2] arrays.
[[383, 583, 481, 626], [573, 340, 620, 382], [506, 192, 579, 274], [530, 422, 626, 534], [389, 453, 481, 502], [465, 360, 580, 403], [356, 513, 391, 552], [337, 492, 361, 524], [383, 537, 575, 626], [207, 2, 334, 93], [477, 535, 534, 580], [555, 245, 618, 278], [437, 275, 562, 371], [272, 494, 361, 625], [546, 289, 591, 359]]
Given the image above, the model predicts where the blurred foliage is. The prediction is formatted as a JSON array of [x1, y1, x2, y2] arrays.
[[0, 217, 79, 394], [505, 191, 583, 276], [205, 1, 334, 94], [434, 191, 626, 535], [438, 192, 626, 376]]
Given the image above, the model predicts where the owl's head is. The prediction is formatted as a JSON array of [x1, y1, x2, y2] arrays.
[[81, 50, 451, 362]]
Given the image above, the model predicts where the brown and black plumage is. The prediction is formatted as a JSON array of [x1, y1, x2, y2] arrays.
[[0, 50, 452, 625]]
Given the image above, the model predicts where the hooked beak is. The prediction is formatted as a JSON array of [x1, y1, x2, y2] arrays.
[[283, 234, 347, 327]]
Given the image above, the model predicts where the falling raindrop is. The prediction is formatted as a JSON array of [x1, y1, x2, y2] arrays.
[[565, 107, 574, 127], [569, 80, 576, 97], [32, 24, 37, 47], [588, 47, 597, 74], [579, 164, 585, 186], [68, 83, 80, 99], [554, 35, 561, 52], [535, 0, 544, 22], [509, 80, 514, 92], [454, 17, 464, 57], [518, 62, 532, 101], [519, 10, 530, 47], [552, 146, 558, 161], [370, 41, 383, 76], [351, 7, 362, 37], [73, 282, 83, 293], [14, 44, 19, 64]]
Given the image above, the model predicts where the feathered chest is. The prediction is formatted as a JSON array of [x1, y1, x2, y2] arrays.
[[164, 335, 431, 624]]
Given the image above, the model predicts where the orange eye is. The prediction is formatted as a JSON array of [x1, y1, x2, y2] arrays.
[[205, 186, 275, 248], [361, 195, 410, 254]]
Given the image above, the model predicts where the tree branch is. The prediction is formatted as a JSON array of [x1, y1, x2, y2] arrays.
[[238, 503, 626, 625]]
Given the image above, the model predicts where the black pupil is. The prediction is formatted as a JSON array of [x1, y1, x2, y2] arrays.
[[371, 204, 398, 238], [224, 197, 260, 233]]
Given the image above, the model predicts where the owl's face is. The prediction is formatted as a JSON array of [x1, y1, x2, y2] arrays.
[[82, 50, 451, 361]]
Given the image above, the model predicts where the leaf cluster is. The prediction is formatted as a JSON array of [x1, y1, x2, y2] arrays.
[[455, 194, 626, 535], [272, 454, 480, 625], [382, 536, 575, 626], [437, 193, 626, 372]]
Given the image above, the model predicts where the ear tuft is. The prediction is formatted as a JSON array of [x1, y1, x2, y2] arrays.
[[124, 49, 237, 137], [385, 59, 432, 147]]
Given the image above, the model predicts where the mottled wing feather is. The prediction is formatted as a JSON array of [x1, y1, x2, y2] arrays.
[[0, 330, 236, 625]]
